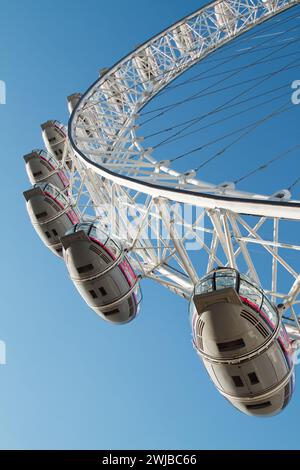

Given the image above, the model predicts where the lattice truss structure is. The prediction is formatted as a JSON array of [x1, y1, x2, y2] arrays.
[[61, 0, 300, 338]]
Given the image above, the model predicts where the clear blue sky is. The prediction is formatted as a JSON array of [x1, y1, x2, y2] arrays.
[[1, 0, 300, 450]]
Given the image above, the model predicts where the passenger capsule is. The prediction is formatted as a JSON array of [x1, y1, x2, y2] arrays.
[[67, 93, 82, 114], [61, 223, 142, 324], [23, 183, 80, 257], [41, 120, 70, 163], [190, 268, 295, 417], [67, 92, 94, 139], [23, 149, 69, 190]]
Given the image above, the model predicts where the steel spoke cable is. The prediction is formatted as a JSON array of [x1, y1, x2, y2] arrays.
[[80, 11, 300, 117], [166, 102, 289, 164], [177, 8, 300, 69], [143, 84, 286, 140], [158, 10, 300, 96], [288, 175, 300, 191], [234, 144, 300, 184], [139, 54, 300, 139], [180, 17, 294, 66], [150, 87, 289, 150], [158, 36, 299, 97], [193, 102, 293, 173], [139, 22, 300, 122], [142, 62, 300, 141], [151, 55, 300, 150], [134, 15, 300, 106], [139, 57, 300, 133], [142, 72, 299, 146], [167, 101, 291, 167], [198, 9, 300, 49]]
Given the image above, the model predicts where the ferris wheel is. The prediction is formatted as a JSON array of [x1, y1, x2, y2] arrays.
[[23, 0, 300, 416]]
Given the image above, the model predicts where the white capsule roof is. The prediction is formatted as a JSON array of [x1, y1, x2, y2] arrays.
[[67, 93, 82, 114], [61, 222, 142, 324]]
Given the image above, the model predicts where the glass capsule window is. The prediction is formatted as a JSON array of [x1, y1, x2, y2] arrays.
[[215, 270, 237, 290], [239, 279, 263, 308], [37, 182, 69, 208], [194, 274, 214, 295], [53, 120, 67, 137], [35, 149, 58, 170], [120, 258, 137, 286], [261, 297, 278, 327], [279, 325, 291, 351], [69, 223, 121, 257], [56, 190, 69, 207], [192, 268, 279, 326], [134, 285, 142, 305]]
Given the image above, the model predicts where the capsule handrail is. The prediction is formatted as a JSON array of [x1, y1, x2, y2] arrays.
[[192, 304, 284, 365], [99, 277, 141, 312], [217, 365, 295, 404], [31, 192, 78, 225], [69, 249, 126, 282]]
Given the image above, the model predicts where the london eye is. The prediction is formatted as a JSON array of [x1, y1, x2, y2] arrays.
[[23, 0, 300, 416]]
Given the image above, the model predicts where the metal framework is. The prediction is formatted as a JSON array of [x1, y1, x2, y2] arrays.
[[61, 0, 300, 338]]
